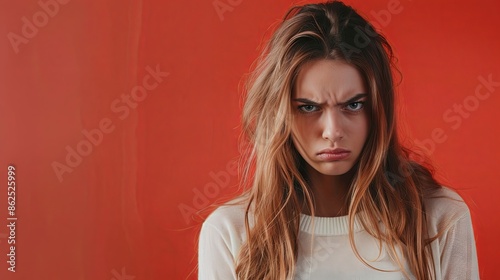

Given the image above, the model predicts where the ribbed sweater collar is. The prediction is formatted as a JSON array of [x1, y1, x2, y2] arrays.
[[299, 213, 365, 236]]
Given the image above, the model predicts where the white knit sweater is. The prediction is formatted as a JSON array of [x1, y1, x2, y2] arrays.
[[198, 187, 479, 279]]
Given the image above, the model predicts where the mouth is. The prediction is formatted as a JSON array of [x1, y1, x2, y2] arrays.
[[317, 148, 351, 161]]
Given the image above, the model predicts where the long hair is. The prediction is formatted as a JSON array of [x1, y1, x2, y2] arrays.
[[235, 1, 443, 279]]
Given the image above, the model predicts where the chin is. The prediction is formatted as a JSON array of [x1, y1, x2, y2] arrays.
[[318, 169, 352, 176], [312, 163, 354, 176]]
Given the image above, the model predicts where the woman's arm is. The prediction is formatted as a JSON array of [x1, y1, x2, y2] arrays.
[[439, 210, 480, 280], [198, 221, 238, 280]]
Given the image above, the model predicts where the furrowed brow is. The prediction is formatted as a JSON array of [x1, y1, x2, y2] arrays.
[[292, 93, 368, 106], [336, 93, 368, 106], [292, 98, 323, 105]]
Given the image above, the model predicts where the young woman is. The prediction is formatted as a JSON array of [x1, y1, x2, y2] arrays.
[[198, 1, 479, 279]]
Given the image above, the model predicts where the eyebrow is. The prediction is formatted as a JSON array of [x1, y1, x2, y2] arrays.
[[292, 93, 368, 107]]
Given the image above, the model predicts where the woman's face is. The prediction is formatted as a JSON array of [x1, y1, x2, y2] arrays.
[[291, 59, 370, 176]]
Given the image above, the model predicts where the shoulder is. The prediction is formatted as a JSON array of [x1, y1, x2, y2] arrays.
[[423, 186, 480, 278], [200, 196, 251, 253], [198, 197, 251, 279], [203, 197, 249, 232], [423, 185, 472, 233]]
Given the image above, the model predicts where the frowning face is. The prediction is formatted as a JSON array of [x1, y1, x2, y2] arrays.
[[291, 59, 370, 176]]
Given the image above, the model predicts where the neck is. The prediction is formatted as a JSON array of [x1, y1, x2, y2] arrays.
[[301, 164, 356, 217]]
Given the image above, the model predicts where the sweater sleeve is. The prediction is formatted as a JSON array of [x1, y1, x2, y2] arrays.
[[198, 221, 238, 280], [439, 210, 479, 280]]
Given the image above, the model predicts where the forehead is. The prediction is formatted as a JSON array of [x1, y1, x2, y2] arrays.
[[293, 59, 366, 100]]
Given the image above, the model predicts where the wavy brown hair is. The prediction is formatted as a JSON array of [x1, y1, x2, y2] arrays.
[[235, 1, 443, 279]]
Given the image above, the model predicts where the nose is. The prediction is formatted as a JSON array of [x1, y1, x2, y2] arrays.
[[321, 109, 343, 142]]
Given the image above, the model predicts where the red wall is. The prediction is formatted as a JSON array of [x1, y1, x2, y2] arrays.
[[1, 0, 498, 279]]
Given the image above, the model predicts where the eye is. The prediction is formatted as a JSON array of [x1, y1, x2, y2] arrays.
[[298, 104, 319, 113], [345, 101, 365, 112]]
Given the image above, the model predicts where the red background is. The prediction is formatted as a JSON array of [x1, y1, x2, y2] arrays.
[[1, 0, 499, 279]]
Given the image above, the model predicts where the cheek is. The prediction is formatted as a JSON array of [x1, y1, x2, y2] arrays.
[[292, 114, 318, 132], [292, 119, 315, 143], [357, 115, 370, 145], [343, 115, 369, 144], [291, 122, 314, 154]]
